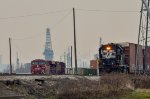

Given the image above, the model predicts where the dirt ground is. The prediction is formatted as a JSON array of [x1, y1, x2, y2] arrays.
[[0, 75, 100, 99]]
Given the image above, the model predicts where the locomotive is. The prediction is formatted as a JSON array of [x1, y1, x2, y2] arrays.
[[31, 59, 49, 74], [99, 43, 129, 73], [31, 59, 65, 74]]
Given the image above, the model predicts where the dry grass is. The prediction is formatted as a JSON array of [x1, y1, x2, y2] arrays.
[[1, 74, 150, 99], [55, 74, 133, 99], [132, 75, 150, 89]]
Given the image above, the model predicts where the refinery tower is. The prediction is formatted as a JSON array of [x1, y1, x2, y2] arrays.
[[43, 28, 54, 60]]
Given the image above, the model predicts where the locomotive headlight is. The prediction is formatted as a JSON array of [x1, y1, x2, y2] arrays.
[[106, 46, 111, 50]]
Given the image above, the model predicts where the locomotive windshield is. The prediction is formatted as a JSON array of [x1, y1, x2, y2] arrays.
[[31, 61, 38, 65], [31, 61, 47, 65], [101, 50, 116, 59]]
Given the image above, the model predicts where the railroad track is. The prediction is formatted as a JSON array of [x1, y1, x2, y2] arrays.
[[0, 74, 64, 81], [0, 74, 53, 76], [0, 74, 100, 82]]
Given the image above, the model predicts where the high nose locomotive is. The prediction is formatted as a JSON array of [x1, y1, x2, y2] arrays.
[[99, 43, 129, 73]]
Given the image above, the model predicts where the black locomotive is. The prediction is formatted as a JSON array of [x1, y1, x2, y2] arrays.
[[99, 43, 129, 73]]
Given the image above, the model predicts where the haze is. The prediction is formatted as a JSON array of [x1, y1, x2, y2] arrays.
[[0, 0, 141, 65]]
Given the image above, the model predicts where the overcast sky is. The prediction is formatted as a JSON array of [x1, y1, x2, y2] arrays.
[[0, 0, 141, 65]]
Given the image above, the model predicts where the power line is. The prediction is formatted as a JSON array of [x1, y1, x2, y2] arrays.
[[0, 8, 139, 21], [51, 9, 72, 29], [10, 8, 139, 41], [0, 9, 71, 20], [76, 9, 139, 13], [12, 10, 72, 40]]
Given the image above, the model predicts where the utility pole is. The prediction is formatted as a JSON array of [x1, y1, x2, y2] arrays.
[[73, 8, 78, 75], [9, 38, 12, 74], [96, 55, 99, 76]]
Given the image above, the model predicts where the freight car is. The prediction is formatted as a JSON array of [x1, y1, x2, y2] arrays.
[[99, 43, 129, 73], [31, 59, 65, 74]]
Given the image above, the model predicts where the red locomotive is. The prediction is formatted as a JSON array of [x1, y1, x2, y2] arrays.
[[31, 59, 65, 74], [31, 59, 49, 74]]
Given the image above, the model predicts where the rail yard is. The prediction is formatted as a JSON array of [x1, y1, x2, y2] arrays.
[[1, 0, 150, 99]]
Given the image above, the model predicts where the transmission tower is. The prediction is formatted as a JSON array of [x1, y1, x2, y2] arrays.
[[136, 0, 150, 73], [43, 28, 54, 60]]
